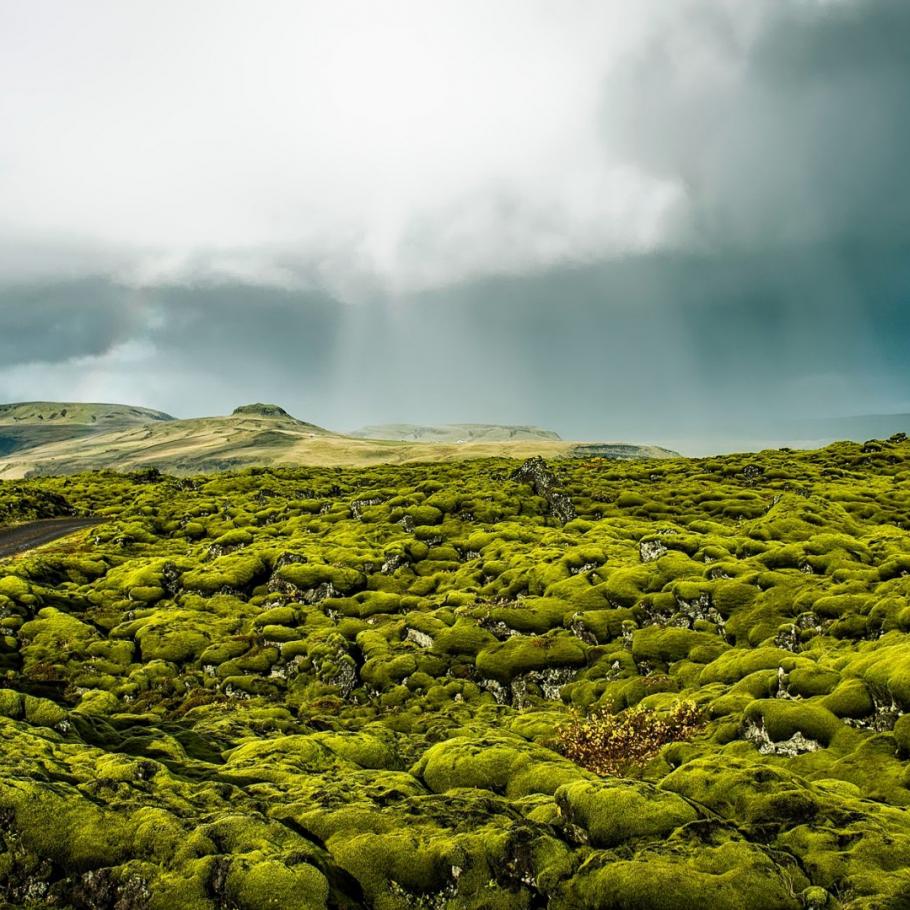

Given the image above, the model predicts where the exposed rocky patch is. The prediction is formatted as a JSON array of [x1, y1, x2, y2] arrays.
[[510, 456, 576, 523]]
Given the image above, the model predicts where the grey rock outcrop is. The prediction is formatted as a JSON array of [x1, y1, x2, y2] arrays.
[[510, 457, 576, 523]]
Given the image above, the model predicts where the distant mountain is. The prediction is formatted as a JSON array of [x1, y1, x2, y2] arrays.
[[0, 402, 677, 477], [351, 423, 562, 443], [571, 443, 681, 460], [0, 401, 174, 458], [0, 403, 335, 477], [0, 401, 174, 425]]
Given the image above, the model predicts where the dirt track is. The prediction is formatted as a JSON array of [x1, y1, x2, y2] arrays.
[[0, 517, 104, 559]]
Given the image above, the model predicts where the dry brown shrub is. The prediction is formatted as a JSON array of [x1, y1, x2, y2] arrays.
[[557, 700, 703, 776]]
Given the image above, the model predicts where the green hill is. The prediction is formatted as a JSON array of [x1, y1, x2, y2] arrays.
[[0, 403, 676, 477], [0, 401, 174, 459], [0, 401, 173, 426]]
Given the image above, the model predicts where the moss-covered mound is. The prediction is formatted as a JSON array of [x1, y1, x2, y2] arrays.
[[0, 437, 909, 907]]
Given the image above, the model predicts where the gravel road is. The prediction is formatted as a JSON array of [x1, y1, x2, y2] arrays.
[[0, 517, 103, 558]]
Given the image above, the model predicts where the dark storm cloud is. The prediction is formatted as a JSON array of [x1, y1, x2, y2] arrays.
[[0, 279, 142, 366], [397, 246, 908, 433], [143, 284, 342, 370], [604, 0, 910, 251], [136, 284, 346, 417], [0, 278, 348, 420]]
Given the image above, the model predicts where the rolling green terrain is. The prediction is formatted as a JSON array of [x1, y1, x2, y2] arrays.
[[0, 436, 909, 908], [0, 402, 174, 428], [0, 403, 675, 478], [0, 403, 174, 460]]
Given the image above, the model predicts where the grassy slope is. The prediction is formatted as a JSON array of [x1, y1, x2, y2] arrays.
[[0, 401, 174, 425], [0, 402, 176, 461], [0, 412, 676, 478], [0, 436, 908, 907]]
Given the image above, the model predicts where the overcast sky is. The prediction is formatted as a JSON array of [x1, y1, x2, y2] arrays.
[[1, 0, 908, 452]]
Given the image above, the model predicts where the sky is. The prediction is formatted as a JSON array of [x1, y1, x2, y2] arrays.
[[1, 0, 908, 453]]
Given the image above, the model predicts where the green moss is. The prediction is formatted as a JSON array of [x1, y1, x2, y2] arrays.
[[555, 779, 697, 847], [0, 575, 31, 600], [217, 645, 280, 677], [601, 566, 652, 607], [412, 733, 582, 798], [181, 552, 267, 593], [199, 637, 252, 664], [23, 694, 67, 727], [312, 730, 399, 770], [787, 666, 841, 698], [214, 528, 255, 548], [74, 688, 120, 716], [342, 590, 401, 618], [845, 640, 910, 710], [138, 625, 210, 663], [662, 755, 821, 827], [254, 605, 299, 627], [821, 679, 874, 719], [432, 618, 497, 655], [489, 597, 575, 634], [632, 627, 727, 665], [476, 634, 587, 683], [712, 580, 759, 616], [0, 688, 24, 719], [274, 562, 366, 594], [745, 699, 842, 746], [0, 441, 908, 906], [893, 715, 910, 757], [557, 848, 802, 910], [568, 608, 634, 643], [0, 780, 131, 871], [700, 648, 805, 685], [225, 858, 329, 910]]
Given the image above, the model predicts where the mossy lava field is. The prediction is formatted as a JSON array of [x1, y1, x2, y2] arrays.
[[1, 438, 910, 910]]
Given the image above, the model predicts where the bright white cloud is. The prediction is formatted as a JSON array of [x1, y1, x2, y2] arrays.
[[0, 0, 687, 294]]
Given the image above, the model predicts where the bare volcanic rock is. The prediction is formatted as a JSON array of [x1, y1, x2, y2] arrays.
[[510, 455, 576, 523]]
